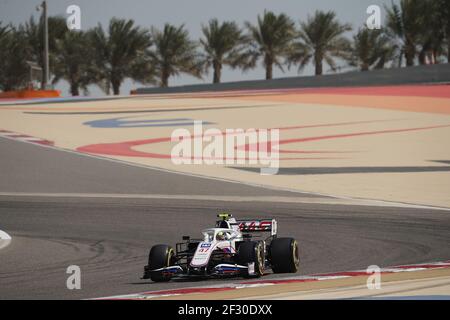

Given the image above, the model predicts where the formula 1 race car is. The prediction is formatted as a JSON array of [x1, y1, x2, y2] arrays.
[[142, 213, 300, 282]]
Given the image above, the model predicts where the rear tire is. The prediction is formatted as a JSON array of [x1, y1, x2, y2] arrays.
[[236, 241, 265, 278], [148, 244, 175, 282], [270, 238, 299, 273]]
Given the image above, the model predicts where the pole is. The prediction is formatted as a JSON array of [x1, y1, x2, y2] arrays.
[[42, 1, 49, 89]]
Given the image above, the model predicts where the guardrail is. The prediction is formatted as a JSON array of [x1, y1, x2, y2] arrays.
[[134, 63, 450, 95]]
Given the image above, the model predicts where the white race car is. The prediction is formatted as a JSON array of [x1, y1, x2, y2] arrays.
[[142, 213, 300, 282]]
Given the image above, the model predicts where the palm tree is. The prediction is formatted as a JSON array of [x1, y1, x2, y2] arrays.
[[0, 26, 31, 91], [0, 22, 9, 41], [22, 15, 67, 89], [417, 0, 446, 65], [90, 18, 153, 95], [436, 0, 450, 63], [289, 10, 352, 76], [52, 31, 97, 96], [245, 11, 296, 80], [149, 24, 202, 88], [349, 28, 394, 71], [200, 19, 249, 84], [385, 0, 427, 67]]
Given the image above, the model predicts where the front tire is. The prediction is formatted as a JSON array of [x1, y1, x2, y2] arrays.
[[147, 244, 175, 282], [270, 238, 299, 273], [236, 241, 265, 278]]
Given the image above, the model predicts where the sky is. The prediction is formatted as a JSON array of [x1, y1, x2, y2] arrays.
[[0, 0, 394, 96]]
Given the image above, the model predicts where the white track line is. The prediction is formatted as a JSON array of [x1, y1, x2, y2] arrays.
[[1, 134, 449, 211]]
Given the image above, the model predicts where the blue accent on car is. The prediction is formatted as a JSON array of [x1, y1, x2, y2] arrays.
[[162, 267, 182, 274], [214, 265, 247, 274]]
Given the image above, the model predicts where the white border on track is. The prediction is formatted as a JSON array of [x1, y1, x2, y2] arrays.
[[1, 134, 449, 212], [0, 229, 12, 250]]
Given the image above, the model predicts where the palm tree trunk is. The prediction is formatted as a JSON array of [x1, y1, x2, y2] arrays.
[[313, 50, 324, 75], [419, 50, 426, 65], [374, 56, 386, 70], [213, 61, 222, 84], [265, 55, 273, 80], [265, 64, 273, 80], [405, 53, 414, 66], [316, 59, 323, 76], [266, 64, 273, 80], [419, 40, 431, 65], [112, 80, 121, 95], [405, 43, 415, 66], [161, 69, 169, 88], [266, 63, 273, 80], [70, 83, 80, 96]]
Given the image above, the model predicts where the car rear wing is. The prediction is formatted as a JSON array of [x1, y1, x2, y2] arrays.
[[232, 219, 277, 236]]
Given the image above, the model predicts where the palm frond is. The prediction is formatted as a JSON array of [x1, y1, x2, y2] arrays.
[[292, 10, 352, 75]]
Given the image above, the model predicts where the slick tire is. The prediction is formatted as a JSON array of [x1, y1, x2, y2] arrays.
[[148, 244, 175, 282], [270, 238, 300, 274], [237, 241, 265, 278]]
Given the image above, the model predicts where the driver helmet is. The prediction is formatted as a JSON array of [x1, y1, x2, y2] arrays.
[[216, 231, 226, 241]]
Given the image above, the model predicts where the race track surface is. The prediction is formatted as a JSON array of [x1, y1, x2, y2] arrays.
[[1, 137, 449, 299]]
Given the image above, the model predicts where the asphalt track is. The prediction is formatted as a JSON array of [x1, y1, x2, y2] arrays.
[[1, 137, 450, 299]]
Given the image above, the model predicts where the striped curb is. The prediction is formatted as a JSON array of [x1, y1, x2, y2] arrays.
[[96, 260, 450, 300], [0, 129, 54, 146]]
